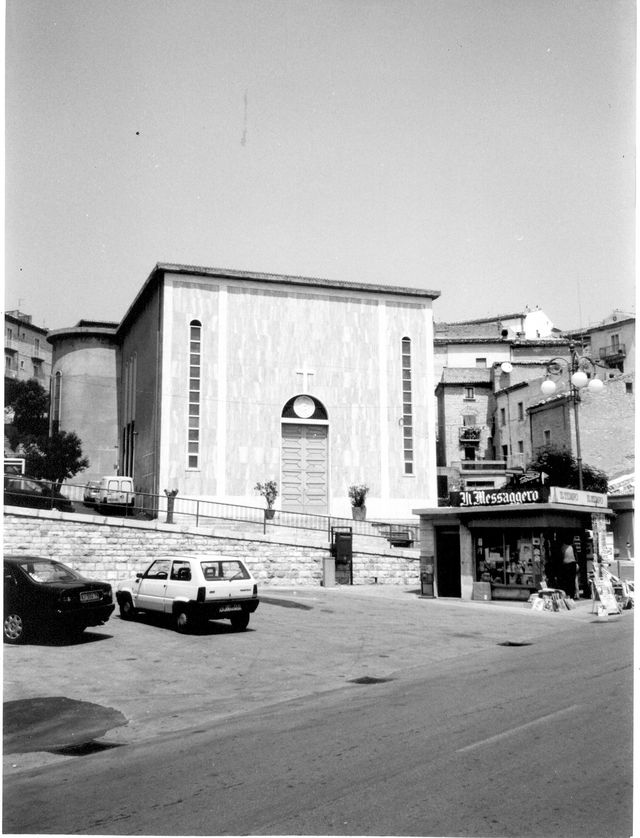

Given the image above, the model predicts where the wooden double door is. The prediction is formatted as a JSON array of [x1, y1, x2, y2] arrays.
[[281, 424, 328, 514]]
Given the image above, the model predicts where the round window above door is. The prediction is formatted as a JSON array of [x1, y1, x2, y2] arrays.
[[281, 395, 328, 421]]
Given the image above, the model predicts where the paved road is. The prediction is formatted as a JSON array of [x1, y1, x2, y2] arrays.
[[3, 587, 634, 835]]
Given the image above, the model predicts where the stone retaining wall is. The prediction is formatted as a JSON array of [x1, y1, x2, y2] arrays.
[[3, 509, 420, 587]]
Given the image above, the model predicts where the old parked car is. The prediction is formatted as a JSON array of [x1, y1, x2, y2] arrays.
[[4, 475, 74, 512], [116, 555, 259, 633], [3, 556, 115, 644], [97, 475, 135, 511], [83, 481, 100, 505]]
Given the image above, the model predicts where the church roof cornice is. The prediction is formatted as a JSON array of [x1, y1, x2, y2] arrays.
[[118, 262, 441, 336], [158, 262, 441, 299]]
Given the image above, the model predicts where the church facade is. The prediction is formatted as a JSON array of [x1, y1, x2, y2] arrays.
[[49, 264, 440, 520]]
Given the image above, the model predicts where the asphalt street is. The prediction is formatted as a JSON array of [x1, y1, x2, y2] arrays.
[[3, 586, 634, 836]]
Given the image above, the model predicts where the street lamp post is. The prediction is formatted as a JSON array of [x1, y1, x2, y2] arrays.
[[540, 342, 605, 491]]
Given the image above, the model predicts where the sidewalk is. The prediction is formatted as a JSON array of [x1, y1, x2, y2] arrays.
[[261, 584, 610, 622]]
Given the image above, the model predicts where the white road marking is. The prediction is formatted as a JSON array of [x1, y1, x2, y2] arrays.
[[456, 704, 582, 753]]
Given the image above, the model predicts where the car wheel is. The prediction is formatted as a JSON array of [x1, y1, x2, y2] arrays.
[[174, 607, 191, 633], [119, 597, 136, 620], [230, 612, 250, 631], [3, 611, 27, 644]]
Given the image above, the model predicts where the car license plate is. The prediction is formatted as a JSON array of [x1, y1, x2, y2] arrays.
[[219, 604, 241, 613], [80, 591, 101, 603]]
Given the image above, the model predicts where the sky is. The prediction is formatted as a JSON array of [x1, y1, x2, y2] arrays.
[[4, 0, 636, 332]]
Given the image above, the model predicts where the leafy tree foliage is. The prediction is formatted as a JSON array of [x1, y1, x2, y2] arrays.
[[23, 432, 89, 488], [4, 378, 49, 440], [526, 446, 608, 493]]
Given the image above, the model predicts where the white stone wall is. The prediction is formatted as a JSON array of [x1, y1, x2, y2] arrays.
[[4, 510, 420, 587], [155, 273, 437, 518]]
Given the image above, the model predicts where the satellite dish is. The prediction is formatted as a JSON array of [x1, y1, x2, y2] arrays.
[[500, 362, 513, 373]]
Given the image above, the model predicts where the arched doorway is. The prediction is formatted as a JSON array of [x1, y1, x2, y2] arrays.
[[281, 395, 329, 514]]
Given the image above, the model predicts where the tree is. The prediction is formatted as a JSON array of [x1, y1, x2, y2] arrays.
[[24, 432, 90, 488], [4, 378, 49, 440], [526, 446, 608, 493]]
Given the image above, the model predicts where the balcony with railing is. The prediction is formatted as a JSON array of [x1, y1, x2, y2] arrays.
[[451, 453, 526, 473], [599, 343, 626, 362], [458, 425, 482, 444]]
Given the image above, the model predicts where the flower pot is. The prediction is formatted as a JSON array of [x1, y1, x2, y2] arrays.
[[265, 508, 275, 520], [352, 505, 366, 521]]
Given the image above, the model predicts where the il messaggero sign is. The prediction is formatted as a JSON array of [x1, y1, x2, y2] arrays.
[[451, 486, 549, 507]]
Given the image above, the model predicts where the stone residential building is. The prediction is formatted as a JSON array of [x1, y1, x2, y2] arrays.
[[4, 310, 51, 386]]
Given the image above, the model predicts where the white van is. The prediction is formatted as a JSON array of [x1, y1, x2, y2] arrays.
[[97, 476, 135, 509]]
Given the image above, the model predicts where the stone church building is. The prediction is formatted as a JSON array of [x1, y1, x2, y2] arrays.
[[48, 263, 440, 520]]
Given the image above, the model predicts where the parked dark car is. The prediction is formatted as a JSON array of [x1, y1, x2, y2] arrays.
[[4, 476, 74, 512], [3, 556, 115, 644]]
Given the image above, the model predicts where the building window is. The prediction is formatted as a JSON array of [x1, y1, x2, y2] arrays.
[[517, 402, 524, 421], [51, 371, 62, 434], [401, 337, 413, 475], [475, 358, 487, 368], [122, 355, 137, 477], [188, 320, 201, 469], [464, 386, 475, 400], [501, 444, 508, 460], [626, 382, 633, 395], [518, 440, 524, 454], [500, 408, 506, 427], [543, 429, 551, 445]]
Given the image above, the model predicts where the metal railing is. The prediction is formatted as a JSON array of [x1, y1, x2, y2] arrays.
[[599, 343, 626, 360], [451, 460, 509, 472], [5, 478, 420, 548]]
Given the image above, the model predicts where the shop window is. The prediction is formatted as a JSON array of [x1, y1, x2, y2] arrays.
[[474, 530, 544, 592]]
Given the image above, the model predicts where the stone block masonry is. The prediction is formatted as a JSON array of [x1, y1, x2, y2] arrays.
[[3, 509, 420, 587]]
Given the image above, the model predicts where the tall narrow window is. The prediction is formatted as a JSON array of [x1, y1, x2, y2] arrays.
[[188, 320, 201, 469], [51, 371, 62, 434], [401, 337, 414, 475], [122, 355, 137, 477]]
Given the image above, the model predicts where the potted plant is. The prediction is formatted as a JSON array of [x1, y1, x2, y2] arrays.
[[348, 484, 369, 521], [255, 480, 278, 519]]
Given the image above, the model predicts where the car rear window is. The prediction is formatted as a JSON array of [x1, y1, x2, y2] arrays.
[[200, 560, 249, 581], [17, 560, 81, 584]]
